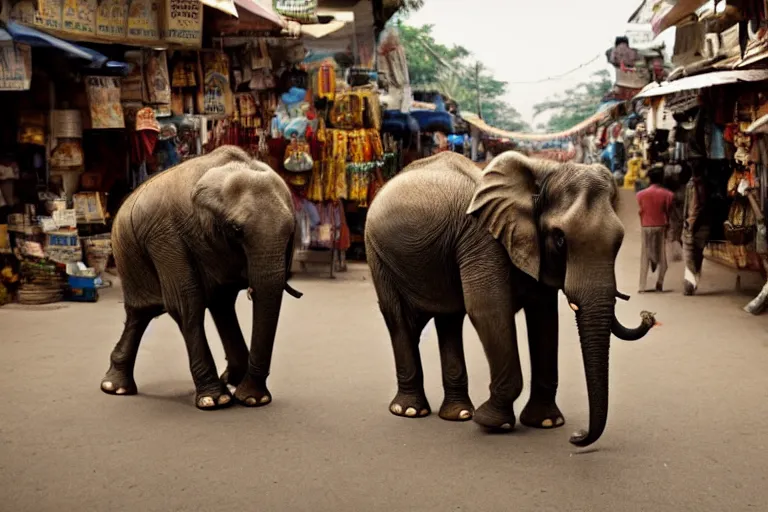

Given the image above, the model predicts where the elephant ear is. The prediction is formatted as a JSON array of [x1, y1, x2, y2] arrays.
[[192, 165, 239, 220], [466, 152, 558, 281]]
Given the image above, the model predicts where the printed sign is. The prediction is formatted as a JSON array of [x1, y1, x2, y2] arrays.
[[0, 44, 32, 91], [85, 76, 125, 129], [9, 0, 63, 31], [62, 0, 97, 36], [126, 0, 160, 42], [96, 0, 128, 39], [164, 0, 203, 47]]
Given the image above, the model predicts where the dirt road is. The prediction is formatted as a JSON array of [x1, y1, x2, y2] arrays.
[[1, 191, 767, 511]]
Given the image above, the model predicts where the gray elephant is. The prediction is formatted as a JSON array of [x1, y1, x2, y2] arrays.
[[100, 145, 301, 410], [364, 151, 656, 447]]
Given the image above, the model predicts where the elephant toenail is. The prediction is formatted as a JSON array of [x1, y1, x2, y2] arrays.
[[198, 396, 215, 408], [542, 419, 553, 428], [501, 423, 512, 430], [419, 408, 429, 416], [116, 388, 127, 395], [459, 410, 472, 420], [245, 397, 257, 406], [218, 395, 231, 405], [556, 417, 564, 426], [391, 404, 403, 414], [260, 396, 270, 404], [405, 407, 417, 417], [102, 381, 114, 391]]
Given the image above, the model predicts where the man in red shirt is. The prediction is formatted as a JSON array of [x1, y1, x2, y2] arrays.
[[636, 165, 674, 292]]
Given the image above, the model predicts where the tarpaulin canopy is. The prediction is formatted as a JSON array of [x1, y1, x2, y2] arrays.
[[1, 21, 95, 62], [634, 69, 768, 99], [1, 22, 132, 74], [641, 0, 709, 36], [461, 105, 617, 143]]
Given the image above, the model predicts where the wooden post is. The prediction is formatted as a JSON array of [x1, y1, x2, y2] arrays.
[[475, 61, 482, 119]]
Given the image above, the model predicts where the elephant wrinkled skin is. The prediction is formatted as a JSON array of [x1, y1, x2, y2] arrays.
[[101, 145, 299, 410], [365, 151, 656, 447]]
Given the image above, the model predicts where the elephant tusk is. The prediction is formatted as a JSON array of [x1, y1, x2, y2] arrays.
[[615, 291, 631, 301], [285, 283, 303, 299]]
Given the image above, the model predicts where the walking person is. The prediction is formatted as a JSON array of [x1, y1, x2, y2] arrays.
[[636, 164, 674, 293], [682, 162, 709, 296]]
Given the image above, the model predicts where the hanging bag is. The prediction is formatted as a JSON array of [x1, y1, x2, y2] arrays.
[[273, 0, 318, 23]]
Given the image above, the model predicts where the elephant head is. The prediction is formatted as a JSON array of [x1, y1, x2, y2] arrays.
[[191, 160, 302, 299], [467, 151, 656, 447]]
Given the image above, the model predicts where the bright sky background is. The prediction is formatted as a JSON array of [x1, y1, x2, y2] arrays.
[[404, 0, 676, 128]]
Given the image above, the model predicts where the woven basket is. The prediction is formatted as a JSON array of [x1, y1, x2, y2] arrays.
[[18, 284, 64, 305]]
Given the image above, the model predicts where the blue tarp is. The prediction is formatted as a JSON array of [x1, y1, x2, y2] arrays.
[[0, 22, 131, 74]]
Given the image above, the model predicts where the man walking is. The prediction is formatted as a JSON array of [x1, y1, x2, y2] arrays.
[[636, 165, 674, 292], [682, 163, 709, 296]]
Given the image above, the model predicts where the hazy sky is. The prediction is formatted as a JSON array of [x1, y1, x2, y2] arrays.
[[405, 0, 675, 127]]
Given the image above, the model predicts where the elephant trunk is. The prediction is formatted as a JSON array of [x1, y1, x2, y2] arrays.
[[570, 296, 614, 447], [245, 249, 287, 378], [611, 311, 656, 341]]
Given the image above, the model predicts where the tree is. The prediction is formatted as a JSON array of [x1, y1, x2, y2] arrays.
[[397, 22, 529, 132], [532, 70, 613, 132]]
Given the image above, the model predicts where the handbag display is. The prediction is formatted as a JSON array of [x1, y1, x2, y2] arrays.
[[273, 0, 318, 23], [284, 135, 314, 173]]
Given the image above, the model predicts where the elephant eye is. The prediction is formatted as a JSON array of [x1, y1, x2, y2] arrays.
[[552, 229, 566, 250], [228, 222, 244, 238]]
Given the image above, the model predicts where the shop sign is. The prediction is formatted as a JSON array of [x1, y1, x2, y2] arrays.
[[9, 0, 63, 31], [625, 23, 654, 47], [126, 0, 160, 42], [62, 0, 97, 36], [85, 76, 125, 129], [163, 0, 203, 47], [203, 52, 232, 115], [96, 0, 128, 39], [0, 43, 32, 91]]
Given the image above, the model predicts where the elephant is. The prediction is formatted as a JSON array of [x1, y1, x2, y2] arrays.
[[364, 151, 656, 447], [100, 145, 302, 410]]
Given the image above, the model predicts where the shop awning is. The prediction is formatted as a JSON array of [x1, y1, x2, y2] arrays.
[[650, 0, 708, 35], [232, 0, 285, 26], [1, 21, 95, 62], [634, 69, 768, 99], [461, 106, 616, 143]]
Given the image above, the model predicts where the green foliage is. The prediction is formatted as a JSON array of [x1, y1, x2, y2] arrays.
[[397, 23, 529, 132], [532, 70, 613, 133]]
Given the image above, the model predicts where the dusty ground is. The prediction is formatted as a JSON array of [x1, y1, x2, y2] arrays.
[[2, 191, 768, 512]]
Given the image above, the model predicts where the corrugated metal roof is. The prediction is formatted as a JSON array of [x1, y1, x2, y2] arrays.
[[634, 69, 768, 99]]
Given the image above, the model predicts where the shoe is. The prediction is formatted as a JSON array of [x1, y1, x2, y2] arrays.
[[656, 283, 663, 292]]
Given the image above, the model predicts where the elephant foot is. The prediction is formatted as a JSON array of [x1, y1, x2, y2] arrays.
[[220, 366, 246, 388], [438, 398, 474, 422], [473, 400, 516, 432], [100, 366, 138, 396], [195, 382, 233, 410], [389, 391, 431, 418], [234, 374, 272, 407], [520, 400, 565, 429]]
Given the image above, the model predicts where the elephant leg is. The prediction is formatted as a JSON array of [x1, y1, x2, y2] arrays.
[[519, 286, 565, 430], [462, 271, 523, 431], [434, 313, 474, 421], [209, 287, 249, 387], [383, 306, 431, 418], [234, 281, 285, 407], [101, 305, 163, 396], [163, 279, 231, 410]]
